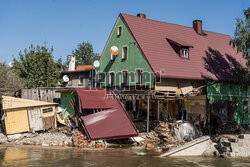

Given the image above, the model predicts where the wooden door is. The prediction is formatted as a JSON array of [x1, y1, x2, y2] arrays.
[[28, 107, 44, 132], [5, 109, 30, 134]]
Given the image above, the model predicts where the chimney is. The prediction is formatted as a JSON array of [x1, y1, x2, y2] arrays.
[[137, 13, 146, 18], [193, 20, 202, 35], [68, 55, 75, 71]]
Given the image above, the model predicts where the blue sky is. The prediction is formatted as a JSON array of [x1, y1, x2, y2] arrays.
[[0, 0, 249, 64]]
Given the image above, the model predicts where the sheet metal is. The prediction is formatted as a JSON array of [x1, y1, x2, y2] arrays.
[[75, 88, 138, 140], [75, 88, 116, 109], [81, 108, 138, 140]]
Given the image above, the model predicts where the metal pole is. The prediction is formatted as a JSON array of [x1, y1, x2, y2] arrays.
[[95, 68, 97, 87], [157, 100, 160, 121], [147, 95, 150, 133], [91, 67, 94, 87]]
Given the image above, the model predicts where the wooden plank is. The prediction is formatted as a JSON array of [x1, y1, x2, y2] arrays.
[[180, 82, 193, 95], [43, 117, 54, 130], [28, 107, 44, 132], [2, 96, 57, 110]]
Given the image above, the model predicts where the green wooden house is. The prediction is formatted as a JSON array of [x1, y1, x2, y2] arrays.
[[97, 13, 249, 126]]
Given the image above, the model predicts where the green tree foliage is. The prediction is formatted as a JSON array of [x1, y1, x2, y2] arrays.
[[230, 8, 250, 67], [230, 8, 250, 82], [13, 44, 63, 88], [72, 41, 99, 67], [0, 62, 24, 97]]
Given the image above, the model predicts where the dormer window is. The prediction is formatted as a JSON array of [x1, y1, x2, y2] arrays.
[[182, 48, 189, 58], [117, 26, 122, 36], [166, 38, 193, 59]]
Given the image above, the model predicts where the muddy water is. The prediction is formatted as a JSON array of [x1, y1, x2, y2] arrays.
[[0, 145, 249, 167]]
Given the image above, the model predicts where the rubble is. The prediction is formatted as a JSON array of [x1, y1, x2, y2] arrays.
[[72, 129, 106, 148], [203, 134, 250, 157], [136, 122, 199, 152], [3, 131, 72, 146]]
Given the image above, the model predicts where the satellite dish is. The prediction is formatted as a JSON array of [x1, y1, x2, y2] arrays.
[[8, 62, 13, 67], [110, 46, 119, 55], [93, 60, 100, 68], [63, 75, 69, 82]]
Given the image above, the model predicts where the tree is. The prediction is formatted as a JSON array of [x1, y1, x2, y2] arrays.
[[230, 8, 250, 68], [230, 8, 250, 83], [0, 62, 24, 97], [13, 44, 63, 88], [71, 41, 99, 67]]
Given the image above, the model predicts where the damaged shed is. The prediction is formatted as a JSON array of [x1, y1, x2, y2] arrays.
[[58, 88, 138, 140], [1, 96, 57, 134]]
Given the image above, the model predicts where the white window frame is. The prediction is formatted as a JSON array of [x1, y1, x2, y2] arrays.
[[136, 69, 143, 84], [121, 70, 128, 85], [117, 26, 122, 36], [182, 48, 189, 58], [109, 72, 115, 86], [111, 53, 114, 60], [98, 72, 104, 82], [78, 76, 84, 85], [122, 46, 128, 60]]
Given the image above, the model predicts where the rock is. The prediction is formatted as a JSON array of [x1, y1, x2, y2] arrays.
[[146, 143, 152, 149], [221, 142, 231, 147], [7, 134, 24, 141], [42, 143, 49, 147], [0, 133, 7, 143], [238, 134, 244, 139], [228, 138, 237, 143]]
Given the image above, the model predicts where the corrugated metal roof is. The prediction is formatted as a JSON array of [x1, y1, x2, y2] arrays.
[[73, 88, 138, 140], [120, 13, 247, 81], [75, 88, 117, 109], [2, 96, 57, 110], [81, 108, 138, 140]]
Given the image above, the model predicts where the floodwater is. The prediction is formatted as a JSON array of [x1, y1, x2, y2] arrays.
[[0, 145, 249, 167]]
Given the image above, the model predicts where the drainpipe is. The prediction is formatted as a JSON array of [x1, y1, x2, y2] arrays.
[[95, 68, 97, 87], [147, 95, 150, 133], [91, 67, 94, 87]]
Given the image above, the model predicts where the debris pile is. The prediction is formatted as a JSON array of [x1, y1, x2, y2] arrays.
[[221, 121, 243, 134], [1, 131, 72, 146], [137, 122, 195, 152], [154, 122, 185, 151], [72, 129, 106, 148]]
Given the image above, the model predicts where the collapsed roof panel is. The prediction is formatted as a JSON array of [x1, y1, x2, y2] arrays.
[[81, 108, 138, 140], [72, 88, 138, 140], [75, 88, 116, 109]]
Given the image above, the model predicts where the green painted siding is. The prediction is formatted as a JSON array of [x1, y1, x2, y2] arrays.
[[207, 81, 250, 124], [98, 16, 154, 88], [59, 92, 77, 118]]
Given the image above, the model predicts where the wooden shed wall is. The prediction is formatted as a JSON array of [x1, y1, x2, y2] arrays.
[[40, 106, 57, 129], [4, 109, 30, 134], [4, 105, 57, 134]]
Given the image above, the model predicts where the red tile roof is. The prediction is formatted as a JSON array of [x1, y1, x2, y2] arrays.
[[75, 65, 93, 71], [61, 65, 93, 73], [120, 13, 247, 81]]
